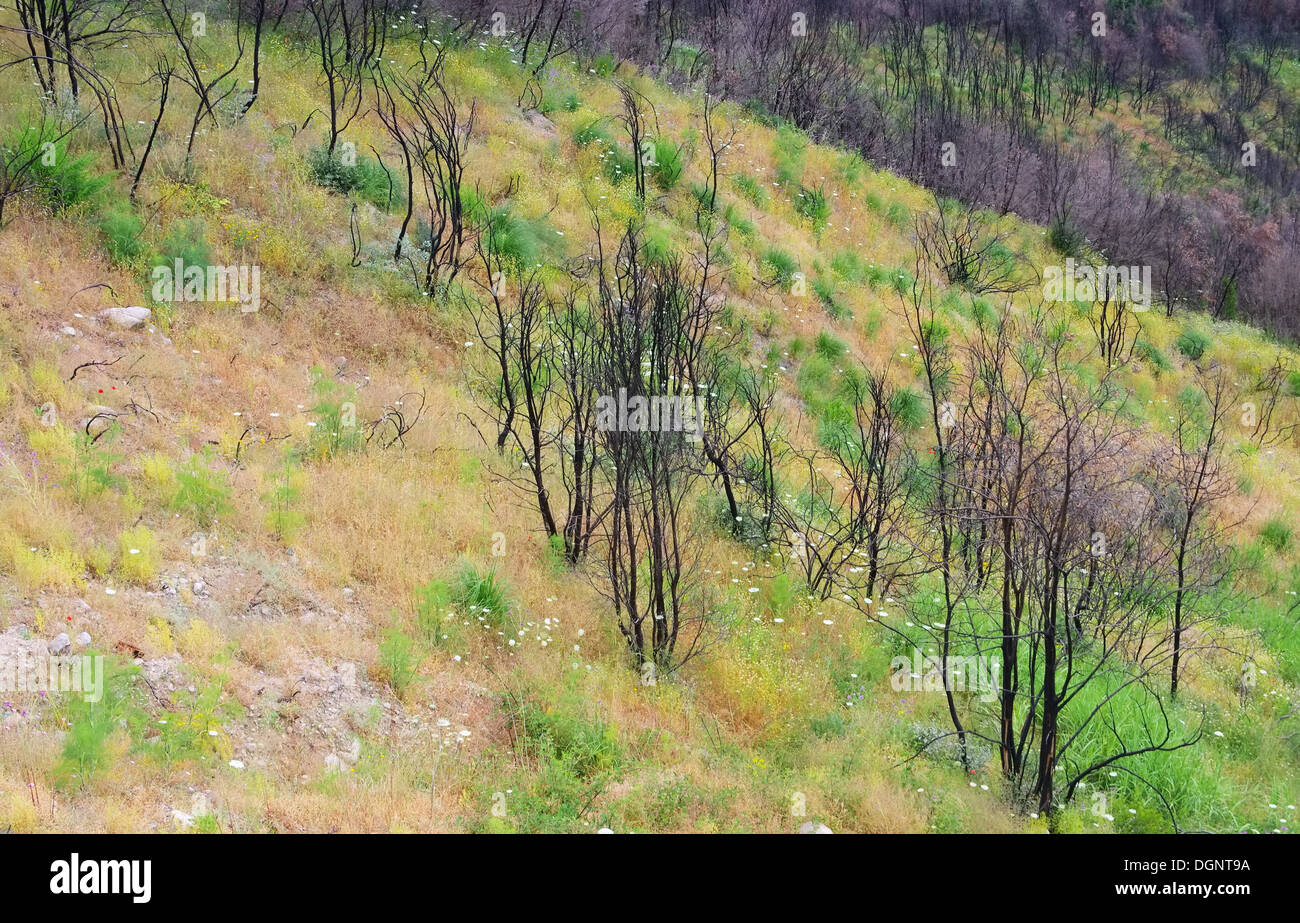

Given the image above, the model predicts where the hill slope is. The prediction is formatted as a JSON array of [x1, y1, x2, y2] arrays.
[[0, 12, 1296, 834]]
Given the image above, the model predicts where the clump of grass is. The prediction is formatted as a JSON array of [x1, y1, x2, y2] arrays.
[[812, 276, 849, 320], [890, 266, 915, 297], [170, 448, 232, 526], [8, 544, 86, 593], [306, 367, 363, 461], [263, 452, 306, 543], [29, 424, 123, 505], [377, 628, 421, 699], [884, 201, 910, 229], [54, 658, 138, 790], [763, 247, 798, 287], [117, 524, 159, 585], [814, 330, 847, 360], [1049, 213, 1087, 257], [831, 249, 867, 283], [413, 578, 455, 648], [642, 223, 674, 264], [1260, 518, 1292, 553], [452, 562, 511, 626], [573, 120, 613, 147], [794, 183, 830, 228], [731, 173, 768, 209], [649, 137, 683, 190], [602, 144, 636, 185], [772, 124, 806, 187], [724, 202, 754, 237]]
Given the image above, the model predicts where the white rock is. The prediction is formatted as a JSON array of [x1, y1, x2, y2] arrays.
[[170, 809, 195, 828], [596, 827, 615, 834], [60, 325, 78, 336], [75, 631, 92, 648], [798, 821, 833, 834], [98, 306, 151, 329], [227, 759, 245, 770], [48, 632, 71, 655]]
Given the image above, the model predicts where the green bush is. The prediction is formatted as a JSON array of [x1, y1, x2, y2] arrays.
[[890, 387, 928, 429], [1049, 214, 1086, 256], [156, 217, 211, 270], [602, 144, 636, 185], [1133, 338, 1172, 373], [1175, 328, 1212, 360], [6, 127, 108, 213], [466, 190, 555, 273], [306, 145, 397, 210], [98, 209, 146, 265], [573, 120, 613, 147]]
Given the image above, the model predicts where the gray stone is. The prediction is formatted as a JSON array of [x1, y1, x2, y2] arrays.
[[98, 306, 151, 329], [48, 632, 70, 655], [798, 821, 833, 834]]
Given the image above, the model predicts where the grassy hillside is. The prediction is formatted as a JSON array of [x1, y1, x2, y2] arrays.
[[0, 12, 1296, 834]]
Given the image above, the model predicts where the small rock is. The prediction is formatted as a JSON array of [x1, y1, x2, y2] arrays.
[[60, 325, 78, 336], [170, 809, 195, 828], [191, 578, 207, 595], [227, 759, 245, 771], [97, 306, 151, 329], [596, 827, 615, 834], [48, 633, 71, 655], [798, 821, 833, 834], [75, 631, 92, 648]]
